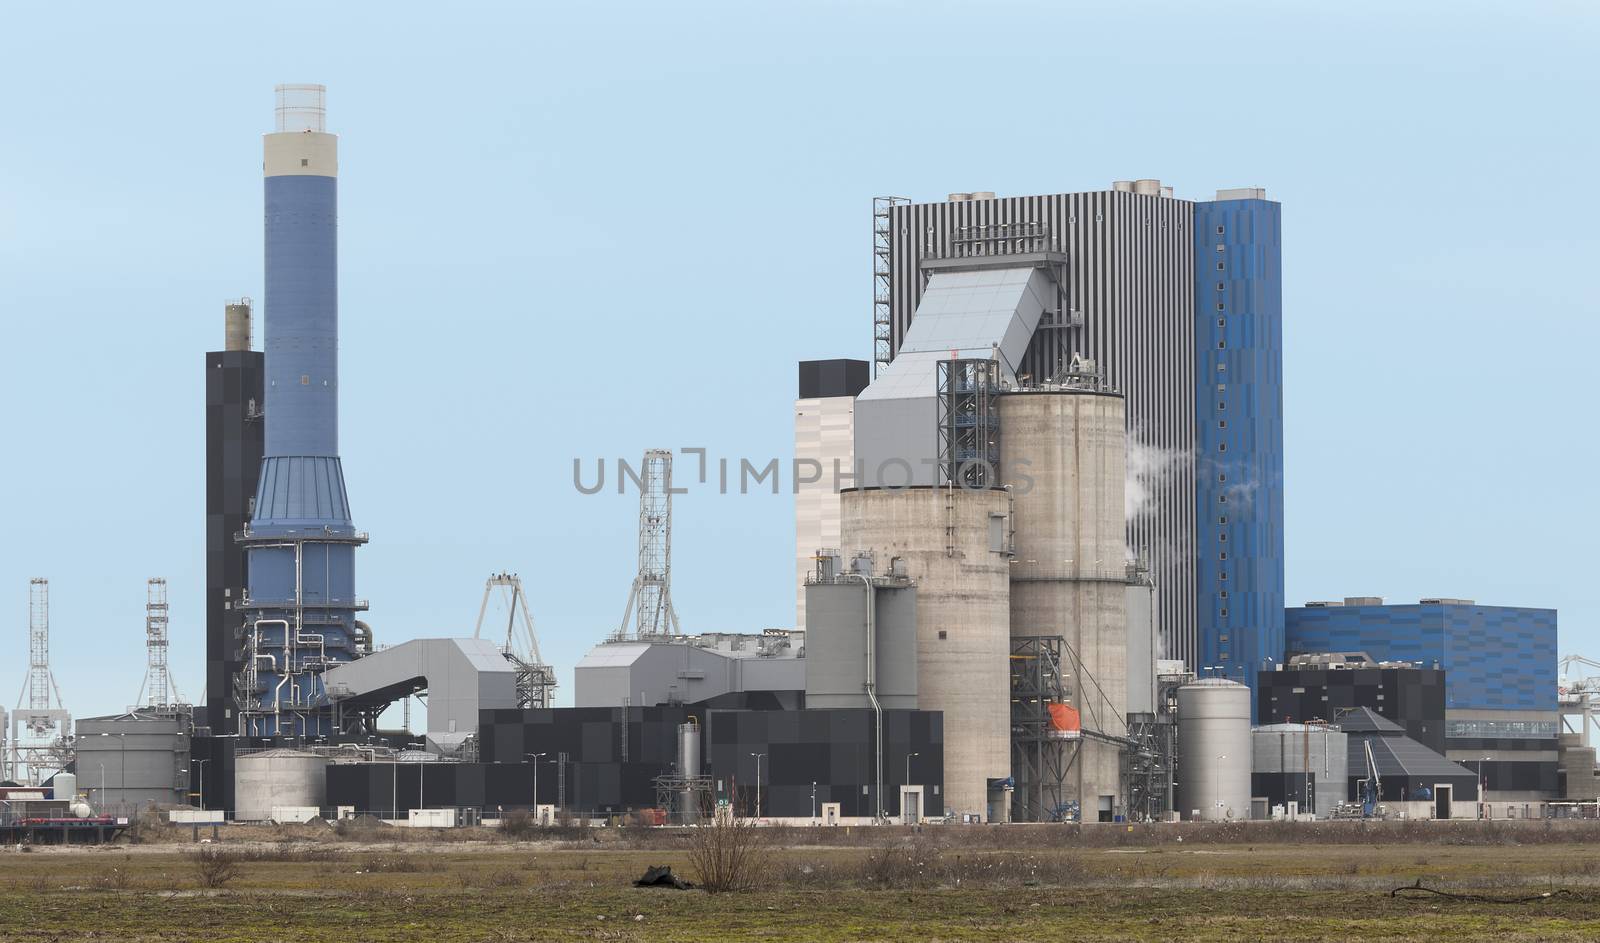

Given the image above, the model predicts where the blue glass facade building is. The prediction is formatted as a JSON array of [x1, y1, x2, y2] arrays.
[[1285, 601, 1559, 797], [1193, 196, 1284, 712], [1284, 602, 1557, 713]]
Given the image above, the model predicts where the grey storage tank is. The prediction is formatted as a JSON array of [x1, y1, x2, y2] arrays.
[[1251, 723, 1349, 817], [804, 557, 918, 711], [234, 749, 328, 822], [839, 486, 1012, 821], [75, 709, 195, 814], [1176, 678, 1251, 821]]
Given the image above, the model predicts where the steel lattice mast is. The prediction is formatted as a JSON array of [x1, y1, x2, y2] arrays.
[[473, 572, 557, 708], [10, 578, 71, 785], [137, 578, 182, 708], [616, 449, 681, 639], [21, 579, 65, 718]]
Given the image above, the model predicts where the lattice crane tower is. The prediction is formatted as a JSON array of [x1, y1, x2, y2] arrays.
[[138, 578, 183, 708], [615, 449, 681, 639], [474, 572, 557, 709], [9, 578, 72, 785]]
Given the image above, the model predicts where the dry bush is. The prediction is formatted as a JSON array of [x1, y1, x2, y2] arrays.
[[191, 847, 243, 889], [333, 816, 386, 841], [360, 854, 430, 873], [497, 810, 536, 840], [233, 843, 342, 862], [685, 786, 769, 894]]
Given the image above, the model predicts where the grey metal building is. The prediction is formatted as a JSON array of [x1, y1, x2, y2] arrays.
[[573, 632, 805, 709], [880, 186, 1198, 668], [76, 710, 194, 814]]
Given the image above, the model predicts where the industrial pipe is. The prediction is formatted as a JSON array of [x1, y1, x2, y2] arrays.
[[850, 573, 884, 822]]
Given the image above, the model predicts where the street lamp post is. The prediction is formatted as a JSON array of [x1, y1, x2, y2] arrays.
[[811, 781, 817, 821], [193, 759, 210, 810], [526, 752, 547, 823], [750, 753, 766, 818]]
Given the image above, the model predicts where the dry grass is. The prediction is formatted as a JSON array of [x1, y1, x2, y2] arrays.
[[6, 824, 1600, 940]]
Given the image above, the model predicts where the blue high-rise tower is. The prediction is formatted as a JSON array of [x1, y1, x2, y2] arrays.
[[238, 85, 370, 737], [1192, 189, 1284, 715]]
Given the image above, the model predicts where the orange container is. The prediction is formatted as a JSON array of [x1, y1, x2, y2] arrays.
[[1047, 702, 1081, 740]]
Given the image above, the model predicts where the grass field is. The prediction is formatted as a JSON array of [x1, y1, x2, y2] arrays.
[[4, 822, 1600, 941]]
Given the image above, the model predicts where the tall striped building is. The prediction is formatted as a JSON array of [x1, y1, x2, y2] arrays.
[[876, 182, 1283, 680]]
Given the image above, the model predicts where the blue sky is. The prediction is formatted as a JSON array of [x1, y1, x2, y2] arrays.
[[1, 1, 1596, 720]]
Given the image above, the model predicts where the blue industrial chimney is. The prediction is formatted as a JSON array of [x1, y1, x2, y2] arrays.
[[238, 84, 371, 737]]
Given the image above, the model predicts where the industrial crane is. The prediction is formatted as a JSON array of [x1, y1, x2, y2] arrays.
[[1558, 654, 1600, 746], [1357, 740, 1382, 818], [473, 573, 557, 709]]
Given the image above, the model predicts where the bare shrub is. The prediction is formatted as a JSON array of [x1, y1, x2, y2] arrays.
[[90, 866, 134, 891], [498, 810, 535, 840], [233, 844, 341, 862], [685, 786, 768, 894], [192, 847, 243, 889], [361, 854, 424, 873]]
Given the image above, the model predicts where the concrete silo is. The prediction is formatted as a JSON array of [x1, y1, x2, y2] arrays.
[[1000, 386, 1129, 821], [839, 487, 1012, 821], [1176, 678, 1252, 820]]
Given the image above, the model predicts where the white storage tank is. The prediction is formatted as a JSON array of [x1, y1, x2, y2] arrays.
[[234, 749, 328, 822], [1176, 679, 1251, 821], [52, 772, 78, 803]]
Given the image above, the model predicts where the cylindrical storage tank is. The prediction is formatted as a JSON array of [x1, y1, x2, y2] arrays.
[[947, 192, 971, 202], [1112, 180, 1135, 192], [1176, 679, 1252, 821], [677, 721, 701, 778], [678, 721, 702, 823], [224, 301, 252, 352], [234, 749, 328, 822], [1251, 724, 1349, 817], [1133, 178, 1162, 196], [803, 579, 918, 710], [839, 487, 1012, 821], [1000, 389, 1127, 818], [53, 772, 78, 803], [968, 191, 996, 200]]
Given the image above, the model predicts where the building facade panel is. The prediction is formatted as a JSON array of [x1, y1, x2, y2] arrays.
[[1193, 198, 1284, 710], [205, 349, 263, 736]]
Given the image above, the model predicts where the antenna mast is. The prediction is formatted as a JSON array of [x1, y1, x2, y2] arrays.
[[615, 449, 681, 639]]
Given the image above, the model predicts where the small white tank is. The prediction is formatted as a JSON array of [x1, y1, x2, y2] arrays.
[[53, 772, 78, 803]]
